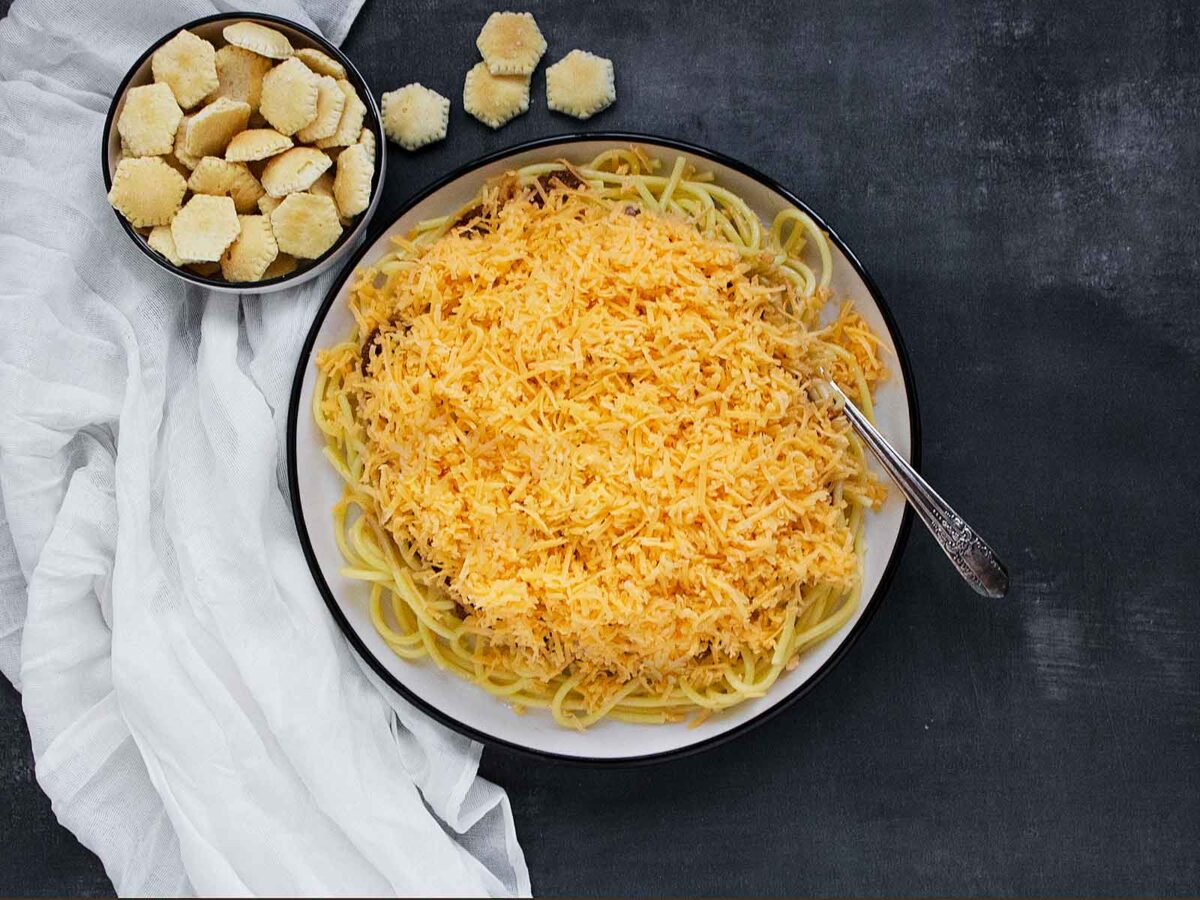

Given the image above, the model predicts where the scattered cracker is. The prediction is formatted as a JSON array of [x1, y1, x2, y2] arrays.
[[358, 126, 376, 161], [315, 80, 366, 148], [257, 194, 282, 215], [476, 12, 546, 76], [221, 214, 279, 281], [171, 194, 241, 262], [187, 157, 265, 213], [296, 75, 345, 143], [270, 192, 342, 258], [225, 128, 293, 162], [117, 83, 183, 156], [462, 62, 529, 129], [296, 47, 346, 79], [262, 252, 298, 279], [152, 29, 218, 109], [207, 45, 274, 111], [147, 225, 184, 265], [381, 83, 449, 150], [333, 141, 373, 217], [260, 57, 320, 135], [545, 50, 616, 120], [260, 146, 332, 197], [223, 21, 294, 60], [108, 157, 187, 227], [173, 116, 201, 169], [184, 97, 251, 158]]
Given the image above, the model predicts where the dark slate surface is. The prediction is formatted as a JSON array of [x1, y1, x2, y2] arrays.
[[2, 0, 1198, 895]]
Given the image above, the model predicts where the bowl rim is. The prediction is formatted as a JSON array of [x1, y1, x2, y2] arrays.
[[100, 11, 385, 291], [286, 131, 922, 766]]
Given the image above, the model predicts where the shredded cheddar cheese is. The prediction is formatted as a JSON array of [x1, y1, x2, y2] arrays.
[[316, 167, 886, 721]]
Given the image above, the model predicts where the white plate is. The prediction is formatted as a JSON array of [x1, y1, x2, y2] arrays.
[[287, 135, 919, 764]]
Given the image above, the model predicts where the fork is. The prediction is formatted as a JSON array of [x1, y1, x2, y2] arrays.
[[825, 380, 1009, 598]]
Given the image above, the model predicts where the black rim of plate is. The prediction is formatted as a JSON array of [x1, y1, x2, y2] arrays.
[[286, 132, 922, 767], [100, 12, 384, 291]]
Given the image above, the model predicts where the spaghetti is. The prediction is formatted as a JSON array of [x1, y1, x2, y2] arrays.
[[313, 148, 887, 728]]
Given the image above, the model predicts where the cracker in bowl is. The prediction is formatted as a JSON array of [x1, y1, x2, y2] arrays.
[[357, 126, 376, 161], [173, 115, 201, 169], [171, 194, 241, 262], [147, 225, 184, 265], [262, 253, 298, 279], [315, 80, 366, 148], [296, 47, 346, 80], [187, 261, 222, 277], [187, 157, 265, 213], [257, 194, 282, 216], [152, 30, 218, 109], [296, 75, 346, 143], [260, 57, 320, 135], [221, 214, 279, 282], [117, 83, 183, 157], [222, 21, 294, 60], [269, 193, 342, 259], [109, 157, 187, 227], [261, 147, 332, 197], [208, 45, 274, 112], [225, 128, 293, 162], [307, 172, 351, 226], [184, 97, 252, 158], [333, 142, 374, 217]]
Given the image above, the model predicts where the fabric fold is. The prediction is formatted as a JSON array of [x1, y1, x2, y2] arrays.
[[0, 0, 529, 895]]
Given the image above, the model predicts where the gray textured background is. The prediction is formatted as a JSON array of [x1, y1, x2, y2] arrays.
[[2, 0, 1198, 895]]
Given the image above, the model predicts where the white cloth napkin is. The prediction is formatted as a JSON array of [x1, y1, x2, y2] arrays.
[[0, 0, 530, 894]]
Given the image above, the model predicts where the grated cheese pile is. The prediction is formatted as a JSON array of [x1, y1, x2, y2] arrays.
[[321, 181, 885, 709]]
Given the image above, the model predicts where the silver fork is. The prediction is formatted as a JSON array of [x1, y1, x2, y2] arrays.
[[825, 380, 1009, 598]]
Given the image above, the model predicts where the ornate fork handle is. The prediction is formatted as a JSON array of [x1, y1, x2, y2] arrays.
[[826, 381, 1009, 598]]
